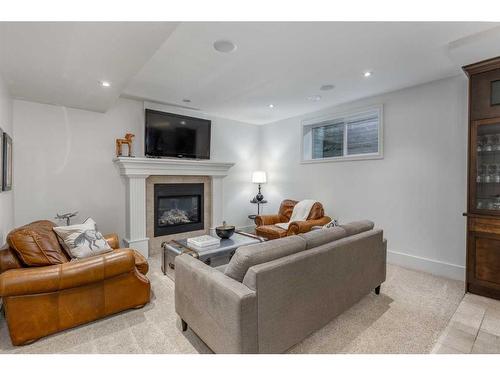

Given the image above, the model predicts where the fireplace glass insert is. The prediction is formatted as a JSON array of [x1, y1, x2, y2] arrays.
[[154, 183, 204, 236]]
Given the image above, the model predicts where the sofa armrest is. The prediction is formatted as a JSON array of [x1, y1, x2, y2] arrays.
[[287, 216, 332, 235], [104, 233, 120, 249], [0, 249, 136, 297], [174, 254, 258, 353], [255, 214, 281, 226]]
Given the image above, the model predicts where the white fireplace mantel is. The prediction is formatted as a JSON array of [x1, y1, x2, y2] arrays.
[[114, 157, 235, 258], [114, 157, 235, 177]]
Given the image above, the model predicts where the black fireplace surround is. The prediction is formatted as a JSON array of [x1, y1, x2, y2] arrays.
[[154, 183, 204, 236]]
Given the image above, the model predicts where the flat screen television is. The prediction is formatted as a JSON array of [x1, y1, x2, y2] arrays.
[[145, 109, 211, 159]]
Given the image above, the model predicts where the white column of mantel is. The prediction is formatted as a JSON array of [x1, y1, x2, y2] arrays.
[[124, 175, 149, 258], [210, 176, 225, 235]]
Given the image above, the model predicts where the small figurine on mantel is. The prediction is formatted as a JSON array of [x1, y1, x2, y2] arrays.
[[115, 133, 135, 157]]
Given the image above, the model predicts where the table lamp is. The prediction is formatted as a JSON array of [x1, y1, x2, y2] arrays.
[[252, 171, 267, 202]]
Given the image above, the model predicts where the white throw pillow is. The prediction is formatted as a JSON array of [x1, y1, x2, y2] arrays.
[[322, 219, 339, 229], [53, 218, 112, 259]]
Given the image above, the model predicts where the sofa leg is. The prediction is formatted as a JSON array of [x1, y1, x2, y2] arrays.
[[375, 285, 381, 295], [181, 319, 188, 332]]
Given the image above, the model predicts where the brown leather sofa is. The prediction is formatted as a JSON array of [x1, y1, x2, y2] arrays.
[[255, 199, 331, 240], [0, 220, 150, 346]]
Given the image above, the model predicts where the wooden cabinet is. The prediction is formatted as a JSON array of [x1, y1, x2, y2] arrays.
[[467, 216, 500, 299], [471, 70, 500, 120], [464, 57, 500, 300]]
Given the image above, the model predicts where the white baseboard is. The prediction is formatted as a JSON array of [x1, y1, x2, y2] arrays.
[[387, 250, 465, 281]]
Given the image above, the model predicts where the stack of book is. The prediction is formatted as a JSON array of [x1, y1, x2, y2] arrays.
[[187, 235, 220, 250]]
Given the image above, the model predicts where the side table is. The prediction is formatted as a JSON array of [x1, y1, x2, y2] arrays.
[[249, 199, 267, 223]]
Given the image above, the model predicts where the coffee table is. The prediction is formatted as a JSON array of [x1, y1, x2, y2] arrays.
[[162, 231, 264, 280]]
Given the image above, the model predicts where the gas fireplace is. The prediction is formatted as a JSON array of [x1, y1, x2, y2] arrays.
[[154, 183, 204, 236]]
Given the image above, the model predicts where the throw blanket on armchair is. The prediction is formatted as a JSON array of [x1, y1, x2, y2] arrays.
[[276, 199, 317, 230]]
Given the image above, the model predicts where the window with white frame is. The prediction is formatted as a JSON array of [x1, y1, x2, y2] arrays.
[[302, 106, 383, 162]]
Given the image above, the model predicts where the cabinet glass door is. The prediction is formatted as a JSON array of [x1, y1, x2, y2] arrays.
[[473, 119, 500, 213]]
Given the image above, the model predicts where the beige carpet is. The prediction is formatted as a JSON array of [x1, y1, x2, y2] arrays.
[[0, 254, 464, 354]]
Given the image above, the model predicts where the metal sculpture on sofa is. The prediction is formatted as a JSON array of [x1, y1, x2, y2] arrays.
[[0, 220, 150, 345], [255, 199, 331, 240]]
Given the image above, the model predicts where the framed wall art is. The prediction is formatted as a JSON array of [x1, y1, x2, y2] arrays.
[[0, 128, 3, 191], [3, 131, 12, 191]]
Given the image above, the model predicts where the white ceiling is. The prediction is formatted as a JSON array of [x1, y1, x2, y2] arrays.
[[1, 22, 500, 124], [0, 22, 178, 112]]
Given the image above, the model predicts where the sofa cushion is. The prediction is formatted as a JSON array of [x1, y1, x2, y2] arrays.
[[7, 220, 69, 267], [340, 220, 374, 236], [224, 236, 307, 282], [299, 227, 347, 249]]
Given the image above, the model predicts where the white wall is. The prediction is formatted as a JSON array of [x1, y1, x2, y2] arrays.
[[11, 76, 469, 280], [0, 74, 13, 245], [13, 98, 260, 241], [260, 76, 468, 280]]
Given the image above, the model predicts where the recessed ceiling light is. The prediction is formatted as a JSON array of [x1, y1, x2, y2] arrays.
[[307, 95, 322, 101], [180, 121, 186, 125], [182, 99, 191, 103], [320, 84, 335, 91], [100, 81, 111, 87], [363, 71, 372, 78], [268, 104, 275, 108], [213, 40, 237, 53]]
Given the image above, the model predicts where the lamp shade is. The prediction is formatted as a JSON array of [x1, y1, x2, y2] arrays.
[[252, 171, 267, 184]]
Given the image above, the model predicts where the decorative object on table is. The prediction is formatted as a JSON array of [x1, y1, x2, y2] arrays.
[[2, 131, 12, 191], [322, 219, 339, 229], [186, 234, 220, 249], [215, 221, 235, 239], [115, 133, 135, 157], [53, 217, 112, 259], [55, 211, 79, 226], [251, 170, 267, 202]]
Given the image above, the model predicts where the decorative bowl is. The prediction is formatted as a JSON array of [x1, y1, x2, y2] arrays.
[[215, 221, 235, 239]]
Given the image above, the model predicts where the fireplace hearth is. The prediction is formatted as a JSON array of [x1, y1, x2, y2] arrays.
[[154, 183, 204, 236]]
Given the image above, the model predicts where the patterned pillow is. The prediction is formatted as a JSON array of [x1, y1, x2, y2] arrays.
[[53, 218, 112, 259], [322, 219, 339, 229]]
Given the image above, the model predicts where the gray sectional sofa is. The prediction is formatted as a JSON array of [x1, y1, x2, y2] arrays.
[[174, 220, 387, 353]]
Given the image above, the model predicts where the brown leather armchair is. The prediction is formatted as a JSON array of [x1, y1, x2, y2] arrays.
[[255, 199, 331, 240], [0, 220, 150, 346]]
